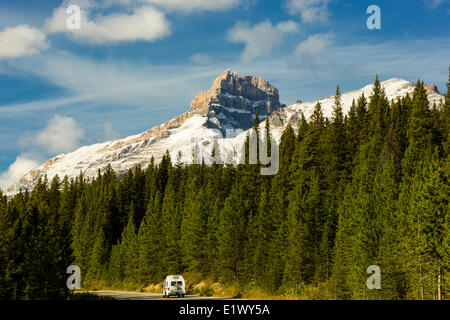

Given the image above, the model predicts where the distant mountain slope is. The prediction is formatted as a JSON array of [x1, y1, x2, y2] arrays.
[[270, 78, 443, 129], [5, 72, 445, 196]]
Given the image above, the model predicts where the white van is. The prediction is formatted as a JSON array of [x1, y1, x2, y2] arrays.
[[163, 275, 186, 298]]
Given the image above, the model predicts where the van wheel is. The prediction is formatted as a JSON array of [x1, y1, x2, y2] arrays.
[[181, 295, 185, 298]]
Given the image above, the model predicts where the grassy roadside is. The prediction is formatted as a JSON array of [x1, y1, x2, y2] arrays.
[[80, 273, 334, 300], [68, 292, 116, 300]]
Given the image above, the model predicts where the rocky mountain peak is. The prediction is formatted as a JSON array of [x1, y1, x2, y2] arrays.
[[190, 70, 282, 132], [425, 84, 440, 95]]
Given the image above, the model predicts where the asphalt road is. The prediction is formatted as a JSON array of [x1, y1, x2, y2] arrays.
[[85, 290, 232, 300]]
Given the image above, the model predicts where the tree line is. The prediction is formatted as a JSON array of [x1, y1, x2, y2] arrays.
[[0, 74, 448, 299]]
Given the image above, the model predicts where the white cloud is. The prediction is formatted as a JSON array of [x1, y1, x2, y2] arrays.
[[293, 33, 334, 73], [428, 0, 447, 8], [1, 52, 223, 115], [285, 0, 331, 23], [295, 33, 333, 56], [276, 20, 302, 33], [0, 117, 118, 190], [2, 0, 239, 50], [0, 25, 49, 60], [6, 52, 197, 105], [190, 53, 213, 65], [228, 20, 300, 62], [140, 0, 240, 12], [21, 115, 85, 154], [43, 0, 240, 45], [0, 93, 103, 113], [102, 0, 241, 12], [45, 5, 171, 44], [102, 122, 122, 140], [0, 154, 41, 190]]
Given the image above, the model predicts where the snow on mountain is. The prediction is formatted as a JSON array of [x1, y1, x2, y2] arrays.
[[271, 78, 444, 130], [5, 72, 445, 197]]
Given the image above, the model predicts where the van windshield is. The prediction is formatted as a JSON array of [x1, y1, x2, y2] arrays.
[[171, 281, 176, 286], [177, 281, 183, 286]]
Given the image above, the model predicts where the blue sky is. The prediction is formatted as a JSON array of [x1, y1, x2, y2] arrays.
[[0, 0, 449, 188]]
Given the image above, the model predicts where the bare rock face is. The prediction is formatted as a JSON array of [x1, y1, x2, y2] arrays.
[[425, 84, 440, 95], [100, 70, 282, 153], [191, 70, 282, 132]]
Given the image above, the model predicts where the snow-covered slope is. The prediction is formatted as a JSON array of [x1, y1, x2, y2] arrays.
[[5, 73, 445, 197], [271, 78, 444, 129]]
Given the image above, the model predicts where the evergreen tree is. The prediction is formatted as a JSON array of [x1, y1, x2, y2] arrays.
[[120, 202, 140, 285], [251, 187, 274, 289], [217, 183, 249, 283], [137, 192, 164, 284], [283, 171, 321, 286], [402, 80, 433, 180], [398, 151, 448, 299], [180, 177, 208, 275], [161, 176, 182, 274], [367, 75, 390, 142]]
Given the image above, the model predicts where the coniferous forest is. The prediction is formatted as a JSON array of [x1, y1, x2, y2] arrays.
[[0, 75, 449, 300]]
